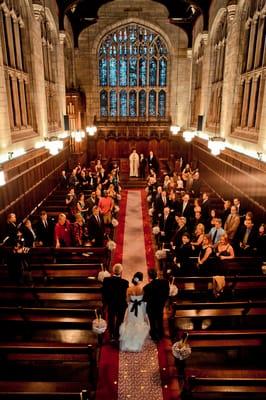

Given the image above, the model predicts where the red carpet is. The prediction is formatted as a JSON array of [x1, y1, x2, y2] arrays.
[[95, 191, 128, 400]]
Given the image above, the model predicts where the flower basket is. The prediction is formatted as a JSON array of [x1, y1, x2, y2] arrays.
[[106, 240, 117, 251], [92, 310, 107, 334], [114, 205, 120, 213], [172, 341, 191, 360]]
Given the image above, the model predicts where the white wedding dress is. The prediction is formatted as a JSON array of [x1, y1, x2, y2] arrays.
[[119, 295, 150, 352]]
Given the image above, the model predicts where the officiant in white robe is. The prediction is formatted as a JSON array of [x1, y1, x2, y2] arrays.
[[129, 149, 139, 177]]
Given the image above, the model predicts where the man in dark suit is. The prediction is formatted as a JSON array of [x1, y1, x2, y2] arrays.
[[143, 268, 169, 341], [4, 213, 18, 246], [139, 154, 147, 179], [180, 193, 193, 224], [87, 205, 105, 246], [22, 219, 38, 247], [102, 263, 129, 341], [201, 192, 211, 222], [35, 210, 54, 246], [147, 151, 159, 174], [158, 207, 175, 244], [237, 218, 257, 255]]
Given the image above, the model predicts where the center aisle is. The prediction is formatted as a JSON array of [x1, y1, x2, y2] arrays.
[[96, 189, 180, 400], [118, 190, 163, 400]]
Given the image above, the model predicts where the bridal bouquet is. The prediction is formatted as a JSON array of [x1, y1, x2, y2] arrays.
[[172, 333, 191, 360], [92, 310, 107, 334], [152, 226, 160, 235]]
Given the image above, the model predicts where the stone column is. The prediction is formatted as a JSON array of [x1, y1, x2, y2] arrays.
[[57, 31, 67, 128], [5, 13, 16, 68], [19, 78, 27, 126], [11, 74, 22, 128], [13, 19, 23, 70]]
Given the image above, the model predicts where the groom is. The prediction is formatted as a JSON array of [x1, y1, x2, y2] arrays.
[[102, 263, 129, 341], [143, 269, 169, 341]]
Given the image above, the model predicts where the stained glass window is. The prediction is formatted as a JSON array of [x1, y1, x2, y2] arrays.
[[129, 90, 137, 117], [110, 90, 117, 116], [149, 58, 157, 86], [100, 90, 108, 117], [120, 90, 127, 116], [159, 58, 167, 86], [139, 90, 146, 117], [98, 24, 168, 118], [149, 90, 156, 116], [158, 90, 166, 117]]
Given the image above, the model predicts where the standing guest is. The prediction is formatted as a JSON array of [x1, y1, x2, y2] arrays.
[[175, 233, 195, 274], [79, 170, 88, 190], [158, 207, 175, 244], [68, 168, 79, 188], [22, 219, 37, 247], [221, 200, 232, 226], [59, 170, 68, 189], [143, 268, 169, 341], [256, 224, 266, 260], [95, 159, 102, 174], [171, 216, 188, 249], [102, 263, 129, 341], [35, 210, 54, 246], [216, 234, 235, 260], [201, 192, 210, 222], [76, 193, 88, 220], [65, 187, 77, 222], [191, 211, 205, 233], [224, 205, 240, 243], [72, 213, 86, 246], [233, 197, 246, 219], [147, 151, 159, 174], [87, 206, 105, 246], [54, 213, 72, 248], [98, 191, 114, 225], [87, 170, 96, 191], [209, 218, 225, 248], [176, 175, 184, 191], [237, 218, 257, 255], [86, 191, 98, 216], [139, 154, 147, 179], [191, 223, 205, 255], [197, 235, 214, 275], [129, 149, 139, 177], [4, 213, 18, 246], [180, 193, 193, 224], [191, 171, 201, 197]]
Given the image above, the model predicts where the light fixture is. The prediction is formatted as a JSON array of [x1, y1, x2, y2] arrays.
[[183, 130, 196, 142], [0, 167, 6, 186], [208, 136, 226, 156], [170, 125, 180, 135], [44, 137, 64, 155], [86, 126, 97, 136]]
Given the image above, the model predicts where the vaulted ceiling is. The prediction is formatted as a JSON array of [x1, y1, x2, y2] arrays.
[[56, 0, 212, 47]]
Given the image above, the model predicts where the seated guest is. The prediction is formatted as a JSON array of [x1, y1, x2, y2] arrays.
[[209, 218, 225, 247], [191, 223, 205, 255], [22, 219, 37, 247], [197, 234, 214, 275], [87, 206, 105, 246], [72, 213, 87, 246], [216, 234, 235, 260], [256, 224, 266, 260], [35, 210, 54, 246], [54, 213, 72, 248], [4, 213, 18, 246], [237, 218, 257, 255]]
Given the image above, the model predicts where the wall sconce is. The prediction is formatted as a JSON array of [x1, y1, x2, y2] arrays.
[[208, 137, 226, 156], [71, 130, 85, 142], [257, 152, 263, 161], [183, 130, 196, 142], [44, 137, 64, 156], [86, 126, 97, 136], [170, 125, 180, 136], [0, 166, 6, 186]]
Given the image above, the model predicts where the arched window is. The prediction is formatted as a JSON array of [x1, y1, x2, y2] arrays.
[[100, 90, 108, 116], [98, 24, 168, 118], [232, 0, 265, 140], [206, 15, 227, 130], [191, 39, 205, 126]]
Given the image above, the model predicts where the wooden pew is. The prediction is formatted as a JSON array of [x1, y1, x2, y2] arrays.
[[0, 383, 90, 399], [182, 376, 266, 399]]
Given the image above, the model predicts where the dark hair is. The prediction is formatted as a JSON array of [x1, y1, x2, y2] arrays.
[[132, 272, 143, 285], [148, 268, 157, 280]]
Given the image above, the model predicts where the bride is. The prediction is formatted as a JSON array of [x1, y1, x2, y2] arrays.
[[119, 272, 150, 352]]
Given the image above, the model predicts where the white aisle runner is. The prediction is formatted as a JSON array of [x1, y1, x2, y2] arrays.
[[118, 190, 163, 400]]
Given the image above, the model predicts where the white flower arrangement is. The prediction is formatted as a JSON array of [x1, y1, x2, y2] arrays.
[[114, 205, 120, 213], [149, 208, 154, 216], [155, 249, 167, 259], [92, 310, 107, 334], [147, 195, 152, 203], [152, 226, 160, 235], [97, 269, 111, 282], [106, 240, 117, 251], [111, 218, 119, 227], [116, 194, 121, 201], [172, 340, 191, 360]]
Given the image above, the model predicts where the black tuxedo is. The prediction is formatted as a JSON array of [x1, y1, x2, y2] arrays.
[[237, 225, 258, 255], [87, 214, 105, 246], [171, 224, 188, 249], [147, 155, 159, 174], [22, 226, 37, 247], [201, 199, 210, 221], [143, 278, 169, 340], [5, 222, 18, 246], [139, 157, 147, 179], [102, 276, 129, 339], [35, 218, 54, 246], [158, 213, 175, 243], [180, 202, 193, 222]]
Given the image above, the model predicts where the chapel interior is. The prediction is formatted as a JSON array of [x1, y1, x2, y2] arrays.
[[0, 0, 265, 398]]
